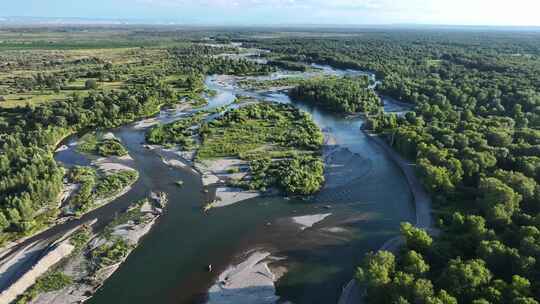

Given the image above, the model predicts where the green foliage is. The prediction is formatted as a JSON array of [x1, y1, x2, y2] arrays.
[[79, 133, 128, 157], [439, 258, 492, 303], [196, 103, 324, 195], [169, 45, 276, 76], [146, 112, 205, 148], [356, 250, 456, 304], [278, 155, 325, 195], [267, 59, 310, 72], [400, 222, 433, 253], [85, 79, 98, 90], [94, 170, 139, 199], [477, 177, 522, 225], [91, 238, 133, 270], [198, 103, 323, 159], [69, 226, 93, 252], [96, 139, 128, 157], [243, 154, 325, 195], [402, 250, 430, 276], [67, 168, 138, 216], [16, 271, 73, 304], [34, 272, 73, 292], [289, 76, 381, 114], [356, 250, 396, 288]]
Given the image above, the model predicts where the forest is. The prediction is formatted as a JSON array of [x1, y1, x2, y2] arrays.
[[245, 30, 540, 303], [289, 76, 381, 114]]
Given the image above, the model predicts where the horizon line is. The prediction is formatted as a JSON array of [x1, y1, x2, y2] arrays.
[[1, 16, 540, 29]]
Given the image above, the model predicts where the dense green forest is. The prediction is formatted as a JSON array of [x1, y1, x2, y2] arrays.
[[245, 30, 540, 303], [289, 76, 381, 114]]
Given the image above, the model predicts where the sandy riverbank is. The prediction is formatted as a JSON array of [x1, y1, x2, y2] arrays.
[[24, 194, 168, 304], [292, 213, 332, 230], [0, 222, 94, 304], [152, 142, 263, 209], [94, 154, 137, 173], [198, 157, 264, 208], [338, 131, 434, 304], [206, 251, 282, 304]]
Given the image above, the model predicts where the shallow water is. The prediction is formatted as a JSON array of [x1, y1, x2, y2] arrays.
[[53, 66, 415, 304]]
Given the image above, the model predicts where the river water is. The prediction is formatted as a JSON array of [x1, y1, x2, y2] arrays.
[[52, 64, 415, 304]]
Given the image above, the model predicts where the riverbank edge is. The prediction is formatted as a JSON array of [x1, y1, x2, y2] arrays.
[[0, 103, 169, 255], [337, 130, 433, 304], [11, 194, 169, 304]]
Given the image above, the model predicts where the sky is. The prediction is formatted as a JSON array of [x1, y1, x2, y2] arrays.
[[2, 0, 540, 26]]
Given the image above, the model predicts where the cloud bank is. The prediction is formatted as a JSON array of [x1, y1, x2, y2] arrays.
[[3, 0, 540, 26]]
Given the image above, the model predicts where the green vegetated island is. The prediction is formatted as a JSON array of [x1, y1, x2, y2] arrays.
[[289, 76, 381, 115], [0, 27, 539, 304], [148, 102, 325, 196]]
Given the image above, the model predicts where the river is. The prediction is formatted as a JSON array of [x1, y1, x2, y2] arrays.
[[3, 60, 415, 304], [84, 64, 414, 304]]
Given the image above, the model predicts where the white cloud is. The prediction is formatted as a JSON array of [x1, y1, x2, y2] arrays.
[[132, 0, 540, 25]]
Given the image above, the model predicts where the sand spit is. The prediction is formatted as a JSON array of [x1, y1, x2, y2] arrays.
[[94, 154, 136, 173], [153, 146, 261, 209], [197, 158, 262, 208], [195, 158, 249, 186], [213, 187, 261, 208], [292, 213, 332, 230], [55, 145, 68, 153], [0, 241, 75, 304], [28, 194, 168, 304], [207, 251, 280, 304], [0, 224, 90, 304], [132, 117, 159, 130]]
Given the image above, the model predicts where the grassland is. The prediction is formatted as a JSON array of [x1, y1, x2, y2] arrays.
[[0, 46, 167, 108]]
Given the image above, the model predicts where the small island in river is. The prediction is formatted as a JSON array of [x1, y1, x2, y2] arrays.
[[147, 101, 326, 208]]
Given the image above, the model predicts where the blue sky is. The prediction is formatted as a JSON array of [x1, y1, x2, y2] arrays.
[[2, 0, 540, 26]]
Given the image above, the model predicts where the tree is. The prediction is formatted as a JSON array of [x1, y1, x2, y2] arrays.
[[493, 170, 537, 201], [278, 156, 324, 195], [477, 177, 522, 225], [426, 290, 458, 304], [400, 222, 433, 253], [477, 240, 534, 279], [356, 250, 396, 302], [417, 158, 455, 192], [85, 79, 98, 90], [402, 250, 430, 276], [486, 128, 513, 148], [0, 212, 9, 231], [440, 258, 492, 303]]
